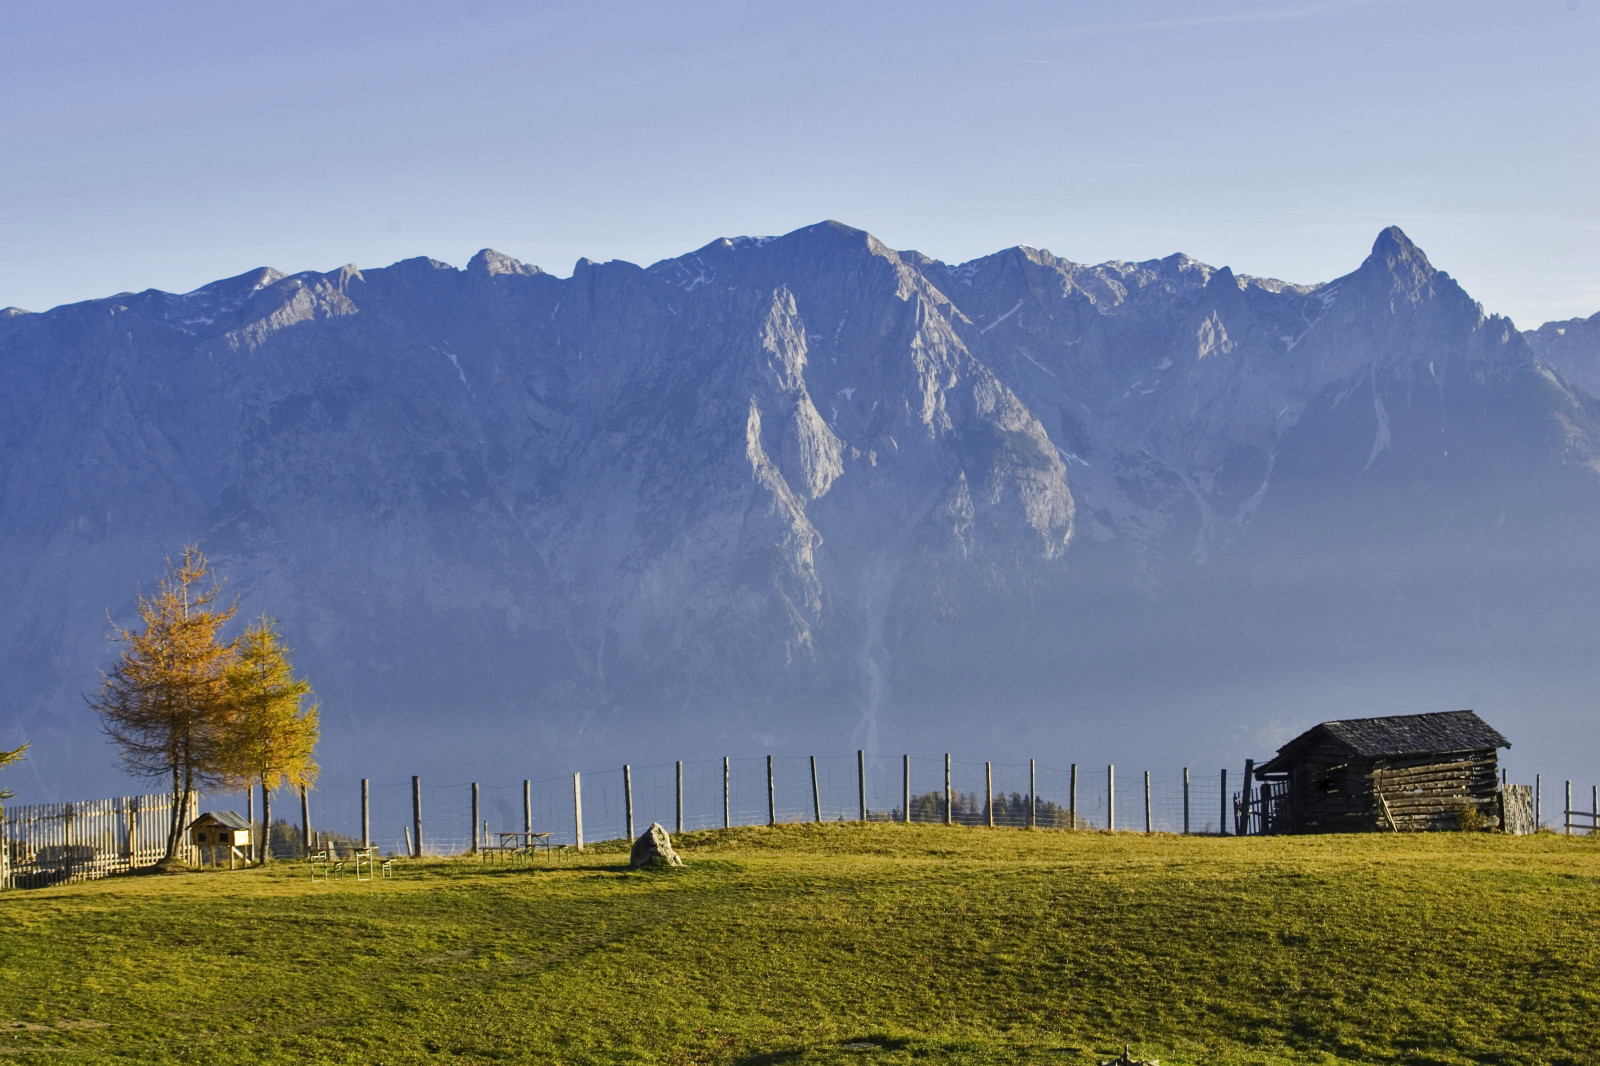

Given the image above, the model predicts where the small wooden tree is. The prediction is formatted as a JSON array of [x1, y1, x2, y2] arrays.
[[222, 616, 318, 864], [89, 546, 239, 863]]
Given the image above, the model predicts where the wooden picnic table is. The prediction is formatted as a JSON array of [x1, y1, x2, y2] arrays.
[[490, 831, 558, 861]]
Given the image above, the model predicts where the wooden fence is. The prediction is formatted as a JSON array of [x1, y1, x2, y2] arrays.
[[0, 791, 199, 889], [1563, 781, 1598, 835]]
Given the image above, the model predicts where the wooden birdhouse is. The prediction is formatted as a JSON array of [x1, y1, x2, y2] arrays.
[[187, 811, 253, 867]]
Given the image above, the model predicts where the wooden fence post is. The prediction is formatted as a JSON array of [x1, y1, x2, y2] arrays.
[[471, 782, 480, 854], [676, 762, 684, 835], [523, 780, 532, 841], [361, 779, 370, 849], [1259, 782, 1272, 835], [573, 772, 584, 852], [1069, 763, 1077, 829], [624, 765, 634, 842], [767, 755, 776, 827], [1029, 759, 1036, 829], [1220, 769, 1228, 836], [412, 776, 423, 858], [723, 757, 730, 829], [300, 786, 311, 858], [944, 753, 952, 826], [857, 750, 866, 823], [985, 762, 994, 828], [1235, 755, 1248, 832], [1107, 764, 1115, 831], [903, 755, 910, 824], [811, 756, 821, 823]]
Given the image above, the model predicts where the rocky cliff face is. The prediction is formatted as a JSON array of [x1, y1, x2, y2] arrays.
[[3, 222, 1597, 797]]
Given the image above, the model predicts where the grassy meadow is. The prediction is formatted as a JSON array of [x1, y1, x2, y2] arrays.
[[1, 823, 1597, 1065]]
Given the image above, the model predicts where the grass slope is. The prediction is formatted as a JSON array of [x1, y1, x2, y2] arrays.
[[1, 824, 1596, 1065]]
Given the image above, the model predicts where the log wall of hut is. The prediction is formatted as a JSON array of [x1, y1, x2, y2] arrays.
[[1261, 745, 1501, 833]]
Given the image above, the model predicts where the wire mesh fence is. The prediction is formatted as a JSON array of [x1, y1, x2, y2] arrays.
[[193, 756, 1250, 863], [8, 754, 1562, 890]]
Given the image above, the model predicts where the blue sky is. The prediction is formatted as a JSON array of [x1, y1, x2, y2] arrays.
[[3, 0, 1596, 327]]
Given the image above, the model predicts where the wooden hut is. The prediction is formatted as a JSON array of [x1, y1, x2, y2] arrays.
[[1252, 710, 1510, 833], [187, 811, 253, 867]]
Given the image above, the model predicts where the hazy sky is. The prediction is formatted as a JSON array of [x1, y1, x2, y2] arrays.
[[3, 0, 1596, 327]]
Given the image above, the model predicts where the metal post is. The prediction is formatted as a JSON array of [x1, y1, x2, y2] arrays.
[[903, 755, 911, 824], [1107, 764, 1115, 832], [1069, 763, 1077, 829], [1144, 771, 1152, 834], [985, 762, 994, 828], [1029, 759, 1036, 829], [676, 761, 684, 835], [1220, 769, 1228, 836], [412, 775, 423, 858], [471, 782, 480, 854], [1566, 780, 1572, 835], [767, 755, 776, 827], [723, 757, 730, 829], [1535, 773, 1542, 828], [361, 778, 370, 849], [300, 785, 311, 858], [944, 753, 952, 825], [811, 756, 821, 823], [573, 772, 584, 851], [1593, 785, 1598, 836], [1182, 768, 1190, 835], [624, 765, 634, 842], [857, 750, 866, 822], [523, 780, 532, 840]]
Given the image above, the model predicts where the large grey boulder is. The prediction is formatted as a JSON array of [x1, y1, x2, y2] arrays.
[[629, 823, 683, 869]]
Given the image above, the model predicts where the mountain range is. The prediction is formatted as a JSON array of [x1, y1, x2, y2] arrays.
[[3, 221, 1598, 801]]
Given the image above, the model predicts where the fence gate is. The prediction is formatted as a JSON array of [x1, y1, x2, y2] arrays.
[[1, 791, 199, 889]]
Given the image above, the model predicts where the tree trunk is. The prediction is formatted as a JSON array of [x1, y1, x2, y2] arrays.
[[260, 781, 271, 865], [164, 764, 183, 861]]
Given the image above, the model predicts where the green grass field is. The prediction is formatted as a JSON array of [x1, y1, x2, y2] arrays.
[[1, 824, 1596, 1065]]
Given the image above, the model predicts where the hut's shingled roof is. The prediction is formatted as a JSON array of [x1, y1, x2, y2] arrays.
[[1259, 710, 1509, 774], [1320, 710, 1509, 756]]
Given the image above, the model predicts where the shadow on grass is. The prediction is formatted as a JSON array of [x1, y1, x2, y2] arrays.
[[731, 1035, 916, 1064]]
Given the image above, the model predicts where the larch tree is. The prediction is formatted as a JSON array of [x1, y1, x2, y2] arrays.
[[222, 616, 318, 864], [89, 546, 240, 863], [0, 742, 26, 806]]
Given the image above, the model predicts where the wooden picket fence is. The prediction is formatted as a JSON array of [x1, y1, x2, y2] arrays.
[[0, 791, 199, 889]]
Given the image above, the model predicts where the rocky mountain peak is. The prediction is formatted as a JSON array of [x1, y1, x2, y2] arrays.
[[467, 248, 541, 278], [1356, 225, 1439, 301]]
